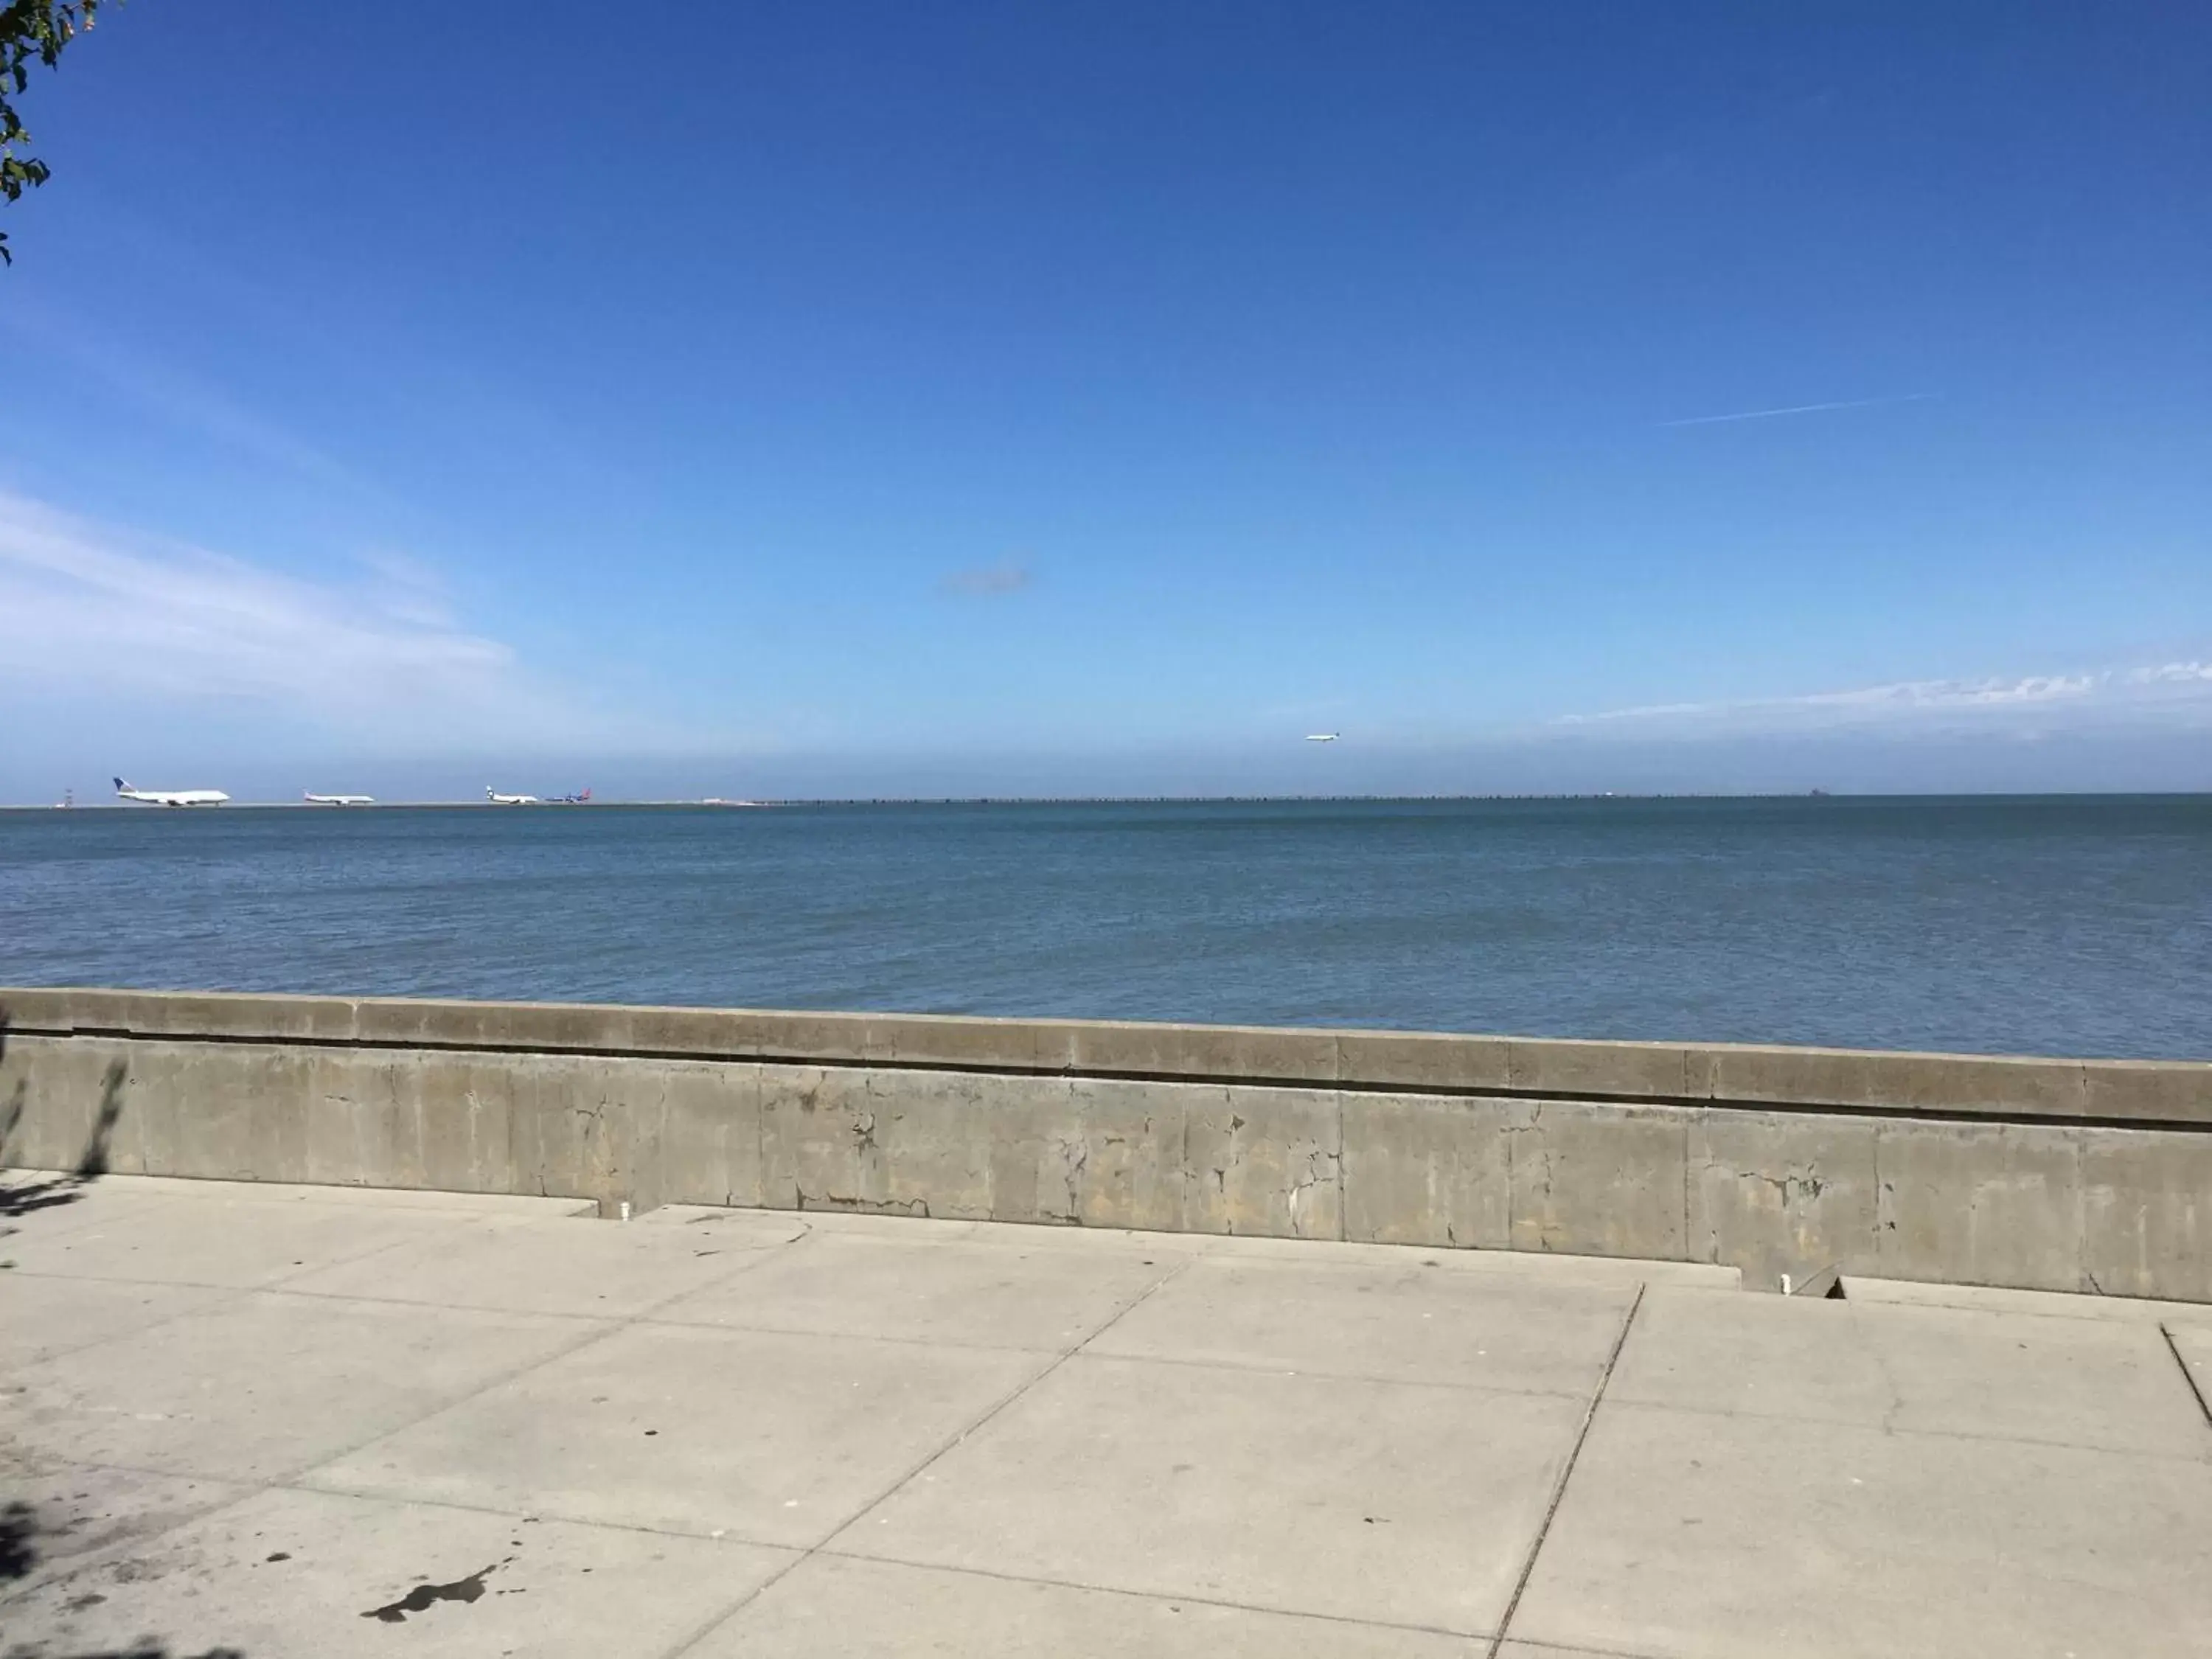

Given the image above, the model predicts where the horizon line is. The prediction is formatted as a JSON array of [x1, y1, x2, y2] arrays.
[[7, 787, 2210, 813]]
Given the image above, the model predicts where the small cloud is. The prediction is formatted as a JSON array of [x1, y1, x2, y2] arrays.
[[2129, 661, 2212, 687], [1554, 661, 2212, 737], [938, 557, 1034, 597]]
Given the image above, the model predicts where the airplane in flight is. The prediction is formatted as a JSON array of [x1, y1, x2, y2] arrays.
[[114, 777, 230, 807], [303, 792, 375, 806], [1304, 732, 1340, 742]]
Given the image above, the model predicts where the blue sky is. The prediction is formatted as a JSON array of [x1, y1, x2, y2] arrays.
[[2, 1, 2208, 800]]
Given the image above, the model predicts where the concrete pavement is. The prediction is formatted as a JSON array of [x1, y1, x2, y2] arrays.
[[3, 1170, 2209, 1658]]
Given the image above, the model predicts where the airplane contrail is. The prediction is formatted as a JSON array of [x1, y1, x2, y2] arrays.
[[1660, 392, 1937, 428]]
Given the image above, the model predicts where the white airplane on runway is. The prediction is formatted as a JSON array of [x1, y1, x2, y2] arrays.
[[486, 787, 540, 805], [114, 776, 230, 807], [304, 792, 375, 806]]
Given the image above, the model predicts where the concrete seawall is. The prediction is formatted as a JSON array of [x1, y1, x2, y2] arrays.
[[2, 987, 2207, 1298]]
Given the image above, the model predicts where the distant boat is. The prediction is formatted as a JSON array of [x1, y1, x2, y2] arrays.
[[304, 792, 375, 806], [1305, 733, 1340, 742], [115, 776, 229, 807]]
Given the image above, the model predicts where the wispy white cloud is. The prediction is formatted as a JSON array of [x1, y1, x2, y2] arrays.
[[0, 489, 616, 750], [1660, 393, 1936, 428], [939, 557, 1034, 597], [1557, 661, 2212, 735], [0, 304, 376, 498], [351, 546, 464, 630]]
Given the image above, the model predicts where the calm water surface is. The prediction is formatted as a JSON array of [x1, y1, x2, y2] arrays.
[[2, 797, 2207, 1059]]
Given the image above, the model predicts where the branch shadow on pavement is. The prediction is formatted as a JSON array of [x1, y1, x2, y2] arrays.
[[1, 1045, 129, 1221], [0, 1037, 232, 1658]]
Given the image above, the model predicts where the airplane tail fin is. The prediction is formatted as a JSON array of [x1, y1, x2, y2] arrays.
[[580, 787, 591, 802], [114, 777, 130, 793]]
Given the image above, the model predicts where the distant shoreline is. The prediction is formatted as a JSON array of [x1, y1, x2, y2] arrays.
[[4, 790, 2209, 813]]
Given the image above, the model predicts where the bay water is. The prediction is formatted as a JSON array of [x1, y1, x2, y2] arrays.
[[2, 796, 2206, 1059]]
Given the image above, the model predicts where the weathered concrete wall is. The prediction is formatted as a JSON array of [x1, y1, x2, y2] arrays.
[[3, 988, 2208, 1298]]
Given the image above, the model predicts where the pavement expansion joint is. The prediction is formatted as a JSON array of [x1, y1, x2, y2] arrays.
[[1486, 1282, 1646, 1659]]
